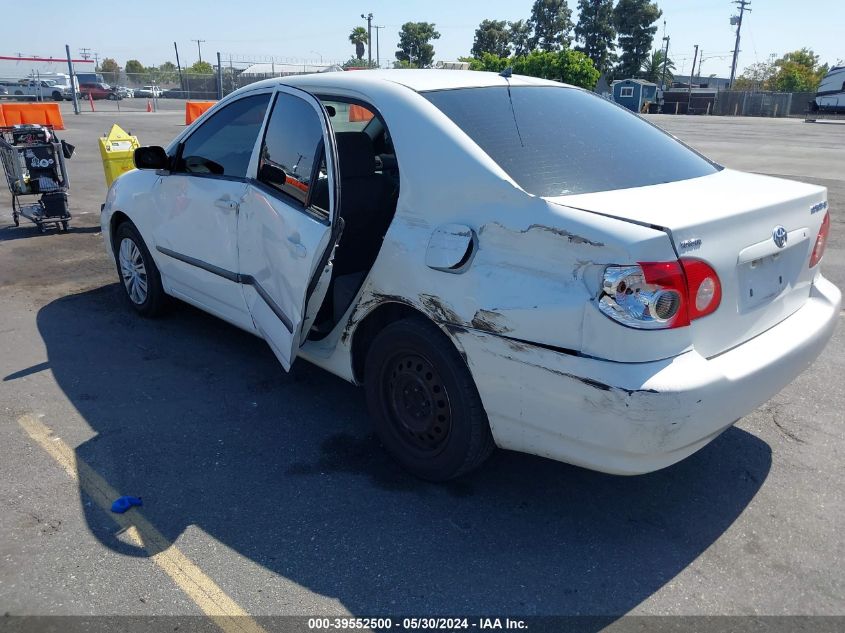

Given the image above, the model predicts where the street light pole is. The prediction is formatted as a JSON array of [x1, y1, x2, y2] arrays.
[[310, 51, 323, 65], [361, 13, 373, 67]]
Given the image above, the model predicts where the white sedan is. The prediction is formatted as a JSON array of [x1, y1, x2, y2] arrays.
[[101, 70, 840, 481]]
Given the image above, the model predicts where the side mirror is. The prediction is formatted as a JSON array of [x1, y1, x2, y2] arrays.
[[134, 146, 168, 170], [259, 162, 288, 187]]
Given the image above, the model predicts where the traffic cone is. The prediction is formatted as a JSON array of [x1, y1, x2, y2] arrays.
[[146, 99, 152, 113], [89, 92, 95, 112]]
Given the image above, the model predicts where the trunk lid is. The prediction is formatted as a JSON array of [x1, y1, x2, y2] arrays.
[[547, 169, 828, 358]]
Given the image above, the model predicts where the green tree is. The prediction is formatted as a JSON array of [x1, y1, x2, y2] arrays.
[[613, 0, 662, 79], [99, 58, 120, 84], [189, 61, 214, 75], [734, 57, 776, 91], [771, 48, 828, 92], [471, 19, 511, 58], [508, 20, 533, 57], [467, 49, 599, 90], [342, 57, 377, 69], [395, 22, 441, 68], [124, 59, 145, 83], [158, 61, 178, 84], [640, 49, 674, 84], [574, 0, 616, 75], [528, 0, 574, 52], [349, 26, 369, 61]]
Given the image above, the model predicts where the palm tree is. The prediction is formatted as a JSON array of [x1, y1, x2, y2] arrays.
[[641, 49, 675, 86], [349, 26, 368, 61]]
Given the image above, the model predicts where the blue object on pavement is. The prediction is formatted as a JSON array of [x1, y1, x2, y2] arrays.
[[111, 496, 143, 514]]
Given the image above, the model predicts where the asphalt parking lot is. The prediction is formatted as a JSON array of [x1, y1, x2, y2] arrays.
[[0, 101, 843, 627]]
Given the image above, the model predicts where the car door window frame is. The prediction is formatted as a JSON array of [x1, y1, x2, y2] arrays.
[[250, 86, 339, 227], [170, 89, 274, 183]]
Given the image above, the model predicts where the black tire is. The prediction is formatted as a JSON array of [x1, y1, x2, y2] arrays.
[[364, 317, 495, 481], [113, 222, 168, 317], [52, 91, 62, 101], [60, 221, 69, 232]]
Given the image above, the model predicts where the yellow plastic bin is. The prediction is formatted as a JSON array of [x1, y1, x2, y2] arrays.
[[99, 124, 140, 188]]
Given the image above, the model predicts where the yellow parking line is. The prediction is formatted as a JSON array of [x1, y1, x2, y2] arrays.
[[18, 414, 268, 633]]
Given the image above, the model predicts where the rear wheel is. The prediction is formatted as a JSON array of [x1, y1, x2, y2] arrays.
[[364, 317, 494, 481], [114, 222, 167, 317]]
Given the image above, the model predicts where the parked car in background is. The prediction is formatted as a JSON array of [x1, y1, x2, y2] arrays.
[[116, 86, 135, 99], [136, 85, 163, 98], [0, 85, 7, 96], [80, 82, 121, 100], [101, 70, 840, 481], [0, 78, 71, 101], [162, 88, 188, 99]]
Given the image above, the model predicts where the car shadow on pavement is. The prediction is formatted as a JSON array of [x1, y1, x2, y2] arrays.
[[0, 223, 101, 241], [34, 284, 772, 619]]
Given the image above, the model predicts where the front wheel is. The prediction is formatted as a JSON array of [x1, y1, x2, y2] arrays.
[[113, 222, 167, 317], [364, 317, 495, 481]]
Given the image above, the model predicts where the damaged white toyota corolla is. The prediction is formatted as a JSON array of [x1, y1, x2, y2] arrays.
[[101, 70, 840, 480]]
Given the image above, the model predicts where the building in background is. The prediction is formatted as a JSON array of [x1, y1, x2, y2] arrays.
[[612, 79, 657, 112]]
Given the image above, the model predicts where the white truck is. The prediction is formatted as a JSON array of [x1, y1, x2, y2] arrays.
[[0, 74, 78, 101]]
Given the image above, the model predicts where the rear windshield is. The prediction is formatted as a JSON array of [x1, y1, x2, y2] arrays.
[[423, 86, 718, 197]]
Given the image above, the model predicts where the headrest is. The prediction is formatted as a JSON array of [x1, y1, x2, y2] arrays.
[[334, 131, 375, 178]]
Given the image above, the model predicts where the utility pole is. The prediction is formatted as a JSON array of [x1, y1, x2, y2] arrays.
[[729, 0, 752, 89], [174, 42, 185, 93], [696, 50, 704, 84], [688, 45, 699, 113], [65, 44, 80, 115], [660, 21, 670, 91], [361, 13, 373, 67], [79, 48, 91, 60], [373, 25, 384, 68], [192, 39, 206, 63]]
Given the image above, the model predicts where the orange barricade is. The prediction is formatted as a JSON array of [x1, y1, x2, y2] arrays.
[[0, 107, 6, 127], [348, 103, 374, 123], [185, 101, 216, 125], [0, 102, 65, 129]]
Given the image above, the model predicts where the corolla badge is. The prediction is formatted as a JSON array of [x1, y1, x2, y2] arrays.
[[772, 225, 788, 249]]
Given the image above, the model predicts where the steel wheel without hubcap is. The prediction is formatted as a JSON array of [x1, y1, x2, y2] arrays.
[[383, 351, 453, 456], [119, 237, 148, 305]]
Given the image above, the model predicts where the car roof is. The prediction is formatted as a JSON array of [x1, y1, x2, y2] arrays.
[[244, 69, 570, 95]]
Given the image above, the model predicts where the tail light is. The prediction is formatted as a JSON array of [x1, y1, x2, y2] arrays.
[[809, 211, 830, 268], [598, 258, 721, 330]]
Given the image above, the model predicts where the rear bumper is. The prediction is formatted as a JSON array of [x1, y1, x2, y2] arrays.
[[453, 276, 841, 475]]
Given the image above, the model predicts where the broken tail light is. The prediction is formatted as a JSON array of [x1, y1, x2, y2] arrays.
[[598, 259, 720, 329], [809, 211, 830, 268]]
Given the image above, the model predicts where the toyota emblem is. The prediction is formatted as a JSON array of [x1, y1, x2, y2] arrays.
[[772, 225, 788, 249]]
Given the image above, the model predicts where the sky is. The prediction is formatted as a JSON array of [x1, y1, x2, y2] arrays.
[[2, 0, 843, 78]]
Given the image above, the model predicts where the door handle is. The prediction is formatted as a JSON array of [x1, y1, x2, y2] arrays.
[[287, 235, 307, 258], [214, 197, 239, 212]]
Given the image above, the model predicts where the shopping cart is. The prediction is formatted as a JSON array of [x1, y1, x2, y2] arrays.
[[0, 125, 74, 233]]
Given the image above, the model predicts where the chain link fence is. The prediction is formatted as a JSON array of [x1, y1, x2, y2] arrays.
[[712, 91, 815, 117], [108, 56, 345, 102]]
